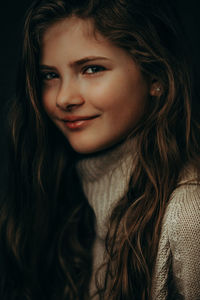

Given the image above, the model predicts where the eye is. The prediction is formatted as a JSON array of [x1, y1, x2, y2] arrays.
[[83, 65, 106, 75], [40, 72, 59, 80]]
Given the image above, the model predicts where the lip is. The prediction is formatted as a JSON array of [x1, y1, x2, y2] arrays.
[[62, 115, 99, 122], [62, 115, 99, 130]]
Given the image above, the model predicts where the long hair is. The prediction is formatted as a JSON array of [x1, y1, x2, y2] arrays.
[[1, 0, 200, 299]]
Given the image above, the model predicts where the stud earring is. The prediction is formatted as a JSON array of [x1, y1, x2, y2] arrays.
[[150, 84, 162, 96], [155, 87, 161, 92]]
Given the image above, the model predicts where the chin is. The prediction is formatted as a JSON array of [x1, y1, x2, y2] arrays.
[[71, 144, 104, 155], [69, 138, 123, 155]]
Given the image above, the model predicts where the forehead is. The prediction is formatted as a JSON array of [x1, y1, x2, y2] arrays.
[[42, 16, 101, 46], [40, 16, 111, 62], [40, 16, 135, 68]]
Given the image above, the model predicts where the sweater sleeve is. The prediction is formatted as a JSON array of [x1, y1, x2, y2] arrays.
[[167, 184, 200, 299]]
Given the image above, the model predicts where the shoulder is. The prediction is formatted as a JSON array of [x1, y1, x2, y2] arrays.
[[160, 164, 200, 258], [165, 165, 200, 237], [153, 167, 200, 299], [152, 165, 200, 299], [164, 163, 200, 245]]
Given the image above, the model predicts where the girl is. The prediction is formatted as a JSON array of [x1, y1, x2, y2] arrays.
[[1, 0, 200, 299]]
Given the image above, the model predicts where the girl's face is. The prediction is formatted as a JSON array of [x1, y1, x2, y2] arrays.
[[40, 17, 153, 154]]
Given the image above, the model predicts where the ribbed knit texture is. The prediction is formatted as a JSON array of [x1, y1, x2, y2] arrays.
[[76, 137, 137, 297], [152, 167, 200, 300], [76, 137, 137, 240], [76, 140, 200, 299]]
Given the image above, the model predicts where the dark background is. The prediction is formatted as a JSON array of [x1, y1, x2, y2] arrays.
[[0, 0, 200, 158]]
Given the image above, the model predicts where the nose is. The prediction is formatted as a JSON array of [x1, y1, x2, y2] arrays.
[[56, 78, 85, 111]]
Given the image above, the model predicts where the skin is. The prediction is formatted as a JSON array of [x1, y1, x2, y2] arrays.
[[40, 17, 154, 154]]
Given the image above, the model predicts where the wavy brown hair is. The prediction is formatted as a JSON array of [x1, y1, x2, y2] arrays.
[[1, 0, 200, 299]]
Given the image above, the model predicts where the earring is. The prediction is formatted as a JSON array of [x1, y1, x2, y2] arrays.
[[150, 84, 162, 96], [155, 87, 161, 92], [152, 86, 161, 96]]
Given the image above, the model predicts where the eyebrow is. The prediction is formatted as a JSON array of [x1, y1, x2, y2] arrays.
[[71, 56, 110, 66], [39, 56, 110, 70]]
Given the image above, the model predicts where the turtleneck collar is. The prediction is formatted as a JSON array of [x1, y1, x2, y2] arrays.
[[76, 137, 137, 182], [76, 136, 138, 240]]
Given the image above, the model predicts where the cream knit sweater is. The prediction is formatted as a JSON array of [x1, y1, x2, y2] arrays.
[[76, 138, 200, 299]]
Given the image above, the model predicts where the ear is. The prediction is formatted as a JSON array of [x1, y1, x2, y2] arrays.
[[149, 80, 162, 96]]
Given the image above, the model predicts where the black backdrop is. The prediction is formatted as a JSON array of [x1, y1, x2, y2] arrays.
[[0, 0, 200, 160]]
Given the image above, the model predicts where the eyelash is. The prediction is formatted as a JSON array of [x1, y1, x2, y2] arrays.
[[40, 72, 58, 81], [40, 65, 106, 81], [82, 65, 106, 75]]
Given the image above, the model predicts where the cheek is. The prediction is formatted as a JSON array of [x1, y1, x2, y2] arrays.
[[41, 89, 56, 116], [97, 84, 148, 133], [86, 78, 125, 111], [87, 71, 148, 111], [106, 77, 149, 121], [89, 81, 147, 117]]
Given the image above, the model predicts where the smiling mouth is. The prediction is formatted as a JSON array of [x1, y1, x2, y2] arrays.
[[63, 115, 99, 129], [65, 116, 98, 122]]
